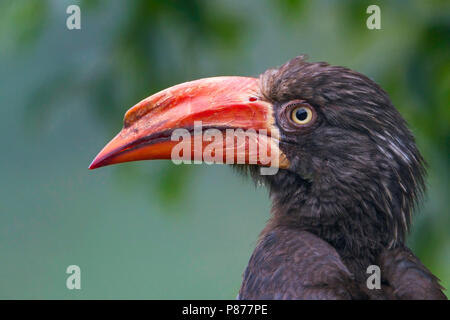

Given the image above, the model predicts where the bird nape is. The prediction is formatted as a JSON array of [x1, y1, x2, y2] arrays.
[[89, 55, 447, 300]]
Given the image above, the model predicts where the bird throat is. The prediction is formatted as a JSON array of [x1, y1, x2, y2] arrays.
[[263, 170, 399, 281]]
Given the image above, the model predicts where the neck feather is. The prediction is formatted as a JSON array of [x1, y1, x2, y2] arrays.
[[261, 169, 412, 269]]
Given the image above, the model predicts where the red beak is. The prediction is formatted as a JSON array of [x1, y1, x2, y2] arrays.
[[89, 76, 289, 170]]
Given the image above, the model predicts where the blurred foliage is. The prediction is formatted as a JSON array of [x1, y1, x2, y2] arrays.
[[0, 0, 448, 297], [5, 0, 246, 211], [0, 0, 49, 48]]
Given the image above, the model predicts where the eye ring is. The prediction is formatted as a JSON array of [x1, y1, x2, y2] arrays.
[[291, 106, 313, 125], [279, 100, 317, 132]]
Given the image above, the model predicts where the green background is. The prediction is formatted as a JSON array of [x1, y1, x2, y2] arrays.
[[0, 0, 448, 299]]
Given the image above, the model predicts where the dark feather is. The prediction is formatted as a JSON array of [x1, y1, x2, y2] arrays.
[[238, 56, 446, 300]]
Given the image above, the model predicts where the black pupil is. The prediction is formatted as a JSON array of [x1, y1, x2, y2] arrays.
[[296, 108, 308, 121]]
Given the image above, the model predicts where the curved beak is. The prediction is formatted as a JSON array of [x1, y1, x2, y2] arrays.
[[89, 76, 289, 170]]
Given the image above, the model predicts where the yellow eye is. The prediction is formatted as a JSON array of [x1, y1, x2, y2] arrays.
[[291, 106, 313, 124]]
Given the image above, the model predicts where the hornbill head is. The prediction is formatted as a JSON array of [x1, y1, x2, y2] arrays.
[[90, 56, 425, 250]]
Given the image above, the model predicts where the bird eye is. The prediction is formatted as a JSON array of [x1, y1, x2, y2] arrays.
[[279, 100, 316, 131], [291, 106, 313, 125]]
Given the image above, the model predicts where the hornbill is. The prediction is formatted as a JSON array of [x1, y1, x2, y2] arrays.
[[89, 56, 447, 300]]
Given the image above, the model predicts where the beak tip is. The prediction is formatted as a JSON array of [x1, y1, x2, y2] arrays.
[[88, 160, 98, 170], [88, 155, 105, 170]]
